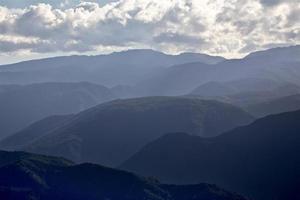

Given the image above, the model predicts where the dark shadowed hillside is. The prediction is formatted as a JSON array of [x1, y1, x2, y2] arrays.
[[0, 82, 115, 139], [0, 115, 74, 151], [246, 94, 300, 117], [121, 110, 300, 200], [0, 150, 246, 200], [10, 96, 253, 167]]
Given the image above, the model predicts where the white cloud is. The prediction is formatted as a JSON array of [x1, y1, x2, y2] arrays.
[[0, 0, 299, 59]]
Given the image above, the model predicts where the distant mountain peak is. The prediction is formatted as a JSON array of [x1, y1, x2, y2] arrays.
[[245, 45, 300, 60]]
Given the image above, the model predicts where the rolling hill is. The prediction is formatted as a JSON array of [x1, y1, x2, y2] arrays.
[[188, 81, 300, 113], [246, 94, 300, 117], [138, 45, 300, 96], [0, 115, 74, 151], [0, 82, 115, 139], [6, 96, 254, 167], [190, 78, 290, 97], [0, 49, 224, 86], [121, 110, 300, 200], [0, 150, 246, 200]]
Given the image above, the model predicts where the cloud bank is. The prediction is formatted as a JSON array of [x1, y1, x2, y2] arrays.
[[0, 0, 299, 58]]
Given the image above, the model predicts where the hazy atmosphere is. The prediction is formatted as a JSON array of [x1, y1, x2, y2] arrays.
[[0, 1, 299, 200]]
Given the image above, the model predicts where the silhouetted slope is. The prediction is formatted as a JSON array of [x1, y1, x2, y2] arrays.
[[0, 49, 224, 86], [245, 45, 300, 62], [1, 46, 298, 97], [121, 110, 300, 200], [19, 97, 253, 167], [188, 82, 300, 110], [0, 84, 19, 94], [0, 82, 115, 139], [0, 115, 74, 151], [246, 94, 300, 117], [190, 78, 290, 97], [139, 46, 300, 95], [0, 150, 246, 200], [0, 150, 73, 168]]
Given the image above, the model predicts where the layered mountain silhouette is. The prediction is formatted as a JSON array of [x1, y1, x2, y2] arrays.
[[0, 49, 224, 86], [121, 110, 300, 200], [188, 79, 300, 116], [1, 46, 299, 98], [246, 94, 300, 117], [0, 45, 299, 200], [0, 82, 115, 139], [1, 96, 254, 167], [138, 45, 300, 96], [0, 115, 74, 151], [190, 78, 295, 97], [0, 150, 246, 200]]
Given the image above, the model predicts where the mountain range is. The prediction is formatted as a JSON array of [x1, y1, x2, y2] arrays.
[[188, 78, 300, 117], [0, 49, 224, 87], [0, 96, 254, 167], [0, 45, 299, 200], [1, 46, 299, 98], [121, 109, 300, 200], [1, 46, 299, 163], [0, 150, 246, 200], [0, 82, 115, 139], [246, 94, 300, 117], [136, 46, 300, 96]]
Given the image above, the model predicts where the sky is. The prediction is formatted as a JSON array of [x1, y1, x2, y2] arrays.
[[0, 0, 117, 8], [0, 0, 299, 64]]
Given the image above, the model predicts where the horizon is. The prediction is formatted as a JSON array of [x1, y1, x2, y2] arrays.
[[1, 0, 299, 64], [1, 44, 299, 66]]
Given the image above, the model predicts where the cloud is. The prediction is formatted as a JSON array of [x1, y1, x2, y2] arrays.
[[0, 0, 299, 58], [259, 0, 297, 6]]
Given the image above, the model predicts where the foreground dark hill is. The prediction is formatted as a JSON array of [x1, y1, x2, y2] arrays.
[[12, 97, 253, 167], [0, 82, 115, 139], [121, 110, 300, 200], [0, 49, 224, 86], [0, 150, 246, 200]]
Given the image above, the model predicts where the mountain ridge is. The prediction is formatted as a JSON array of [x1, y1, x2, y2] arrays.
[[121, 109, 300, 200], [0, 150, 246, 200], [0, 96, 254, 167], [0, 82, 116, 139]]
